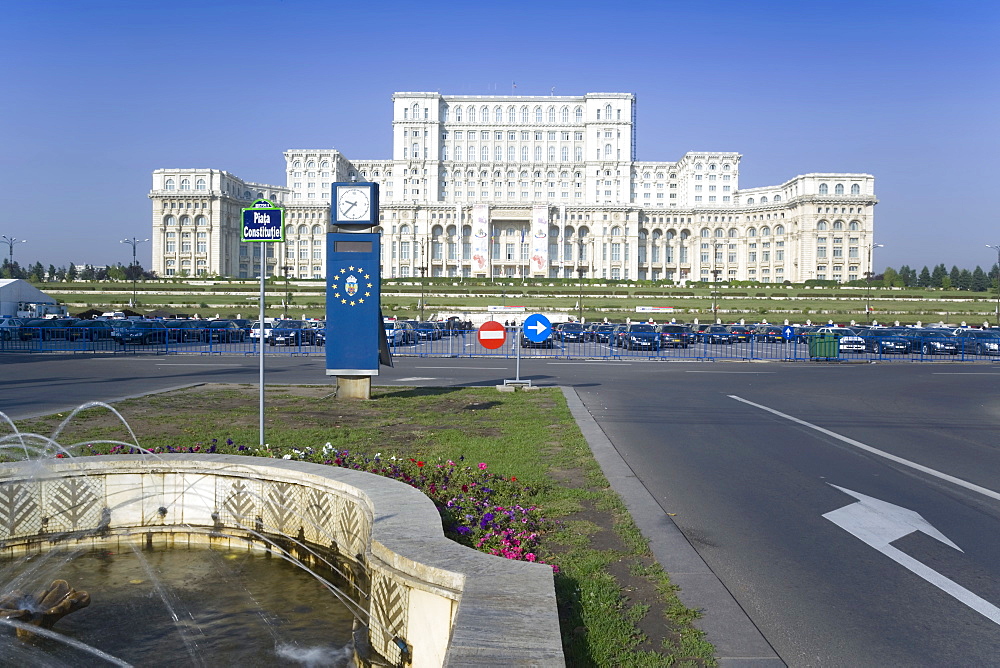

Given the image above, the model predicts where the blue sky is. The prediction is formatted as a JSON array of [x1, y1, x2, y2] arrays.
[[3, 0, 998, 273]]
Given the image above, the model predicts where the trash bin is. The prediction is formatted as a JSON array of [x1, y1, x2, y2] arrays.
[[808, 334, 839, 359]]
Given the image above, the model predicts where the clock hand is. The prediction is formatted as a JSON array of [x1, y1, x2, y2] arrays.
[[343, 200, 357, 212]]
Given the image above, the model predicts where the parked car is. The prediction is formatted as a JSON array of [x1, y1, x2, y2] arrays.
[[621, 324, 660, 351], [73, 320, 116, 341], [862, 328, 910, 354], [165, 319, 204, 343], [753, 325, 785, 343], [250, 321, 273, 342], [412, 321, 443, 341], [0, 317, 25, 341], [591, 324, 617, 343], [18, 318, 79, 341], [795, 325, 821, 343], [656, 324, 693, 348], [728, 325, 753, 343], [383, 321, 406, 346], [698, 324, 734, 344], [815, 327, 866, 353], [952, 329, 1000, 356], [267, 320, 318, 346], [203, 320, 247, 343], [897, 328, 959, 355], [611, 324, 630, 348], [558, 322, 587, 343], [519, 329, 555, 348], [111, 320, 168, 345]]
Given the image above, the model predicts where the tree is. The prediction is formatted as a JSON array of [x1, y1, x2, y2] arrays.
[[108, 264, 126, 281], [47, 264, 56, 282], [931, 264, 947, 288], [54, 265, 67, 281], [882, 267, 901, 287], [917, 266, 932, 288], [79, 264, 96, 281], [67, 263, 78, 281], [949, 265, 961, 290], [898, 265, 915, 287], [972, 266, 988, 292], [958, 269, 973, 291]]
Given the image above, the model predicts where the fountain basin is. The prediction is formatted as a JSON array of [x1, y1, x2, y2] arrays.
[[0, 455, 564, 667]]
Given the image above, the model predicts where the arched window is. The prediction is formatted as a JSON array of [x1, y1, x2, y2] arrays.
[[761, 226, 770, 236], [819, 183, 829, 195], [312, 224, 323, 235], [164, 215, 176, 226], [508, 106, 516, 123], [695, 163, 703, 170], [535, 106, 542, 122], [179, 178, 190, 190], [605, 104, 612, 119], [455, 146, 463, 161], [849, 221, 860, 231], [851, 183, 860, 195], [521, 146, 528, 161], [700, 228, 710, 238], [561, 147, 569, 161], [575, 106, 583, 122], [195, 215, 207, 226], [549, 226, 559, 238], [432, 225, 443, 238], [495, 106, 502, 122], [547, 106, 556, 123], [462, 225, 472, 237], [773, 195, 781, 202], [195, 178, 206, 191], [817, 221, 828, 231], [482, 146, 489, 161], [604, 144, 612, 158], [548, 147, 556, 162], [579, 226, 589, 238], [400, 224, 411, 235], [774, 225, 785, 235], [306, 161, 315, 168], [534, 146, 542, 161], [179, 215, 190, 226], [561, 106, 569, 123], [412, 103, 419, 119], [164, 178, 175, 191], [495, 146, 503, 161], [746, 198, 754, 205], [455, 106, 462, 122], [728, 228, 738, 238], [835, 183, 844, 195], [508, 146, 516, 161], [833, 221, 844, 230], [293, 161, 301, 167], [715, 228, 724, 238], [521, 106, 529, 122], [747, 227, 757, 237], [447, 225, 457, 236], [481, 106, 489, 121], [611, 226, 622, 236], [298, 224, 308, 235], [565, 226, 575, 238], [723, 163, 731, 171], [760, 196, 768, 203], [412, 143, 419, 158], [442, 145, 449, 160]]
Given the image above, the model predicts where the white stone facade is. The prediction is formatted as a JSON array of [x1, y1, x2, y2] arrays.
[[149, 92, 876, 283]]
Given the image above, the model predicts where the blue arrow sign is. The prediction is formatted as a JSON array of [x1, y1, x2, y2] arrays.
[[782, 325, 795, 340], [523, 313, 552, 343]]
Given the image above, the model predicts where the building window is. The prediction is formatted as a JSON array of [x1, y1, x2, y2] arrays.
[[819, 183, 829, 195]]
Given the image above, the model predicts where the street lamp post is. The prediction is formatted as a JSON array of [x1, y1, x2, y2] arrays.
[[577, 266, 586, 322], [282, 264, 293, 318], [120, 237, 149, 307], [418, 240, 427, 321], [988, 244, 1000, 327], [866, 243, 884, 325], [711, 242, 724, 322], [1, 236, 27, 279]]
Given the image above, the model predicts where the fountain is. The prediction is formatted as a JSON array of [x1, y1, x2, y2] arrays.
[[0, 403, 564, 666]]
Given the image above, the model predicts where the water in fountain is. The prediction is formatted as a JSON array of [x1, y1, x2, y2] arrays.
[[0, 403, 361, 667]]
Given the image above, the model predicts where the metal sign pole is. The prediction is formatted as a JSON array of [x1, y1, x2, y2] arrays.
[[515, 323, 521, 381], [259, 270, 265, 447]]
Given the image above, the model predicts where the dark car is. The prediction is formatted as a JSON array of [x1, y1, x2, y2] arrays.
[[862, 328, 910, 354], [111, 320, 168, 345], [621, 324, 660, 351], [753, 325, 785, 343], [898, 328, 959, 355], [728, 325, 753, 342], [203, 320, 247, 343], [559, 322, 587, 343], [73, 319, 116, 341], [952, 329, 1000, 356], [267, 319, 318, 346], [591, 324, 617, 343], [657, 324, 693, 348], [519, 329, 555, 348], [19, 318, 79, 341], [165, 319, 204, 343], [795, 325, 821, 343], [412, 321, 443, 341], [699, 324, 734, 344], [611, 324, 629, 348]]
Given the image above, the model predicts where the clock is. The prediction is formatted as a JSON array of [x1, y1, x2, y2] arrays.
[[336, 185, 372, 222]]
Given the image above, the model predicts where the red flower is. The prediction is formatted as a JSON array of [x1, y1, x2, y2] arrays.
[[417, 461, 425, 467], [510, 476, 517, 481], [55, 453, 67, 458]]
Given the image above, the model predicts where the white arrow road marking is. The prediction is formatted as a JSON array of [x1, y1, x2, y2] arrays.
[[824, 485, 1000, 626], [527, 321, 548, 336]]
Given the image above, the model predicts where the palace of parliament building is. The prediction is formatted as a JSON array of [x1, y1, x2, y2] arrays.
[[149, 92, 877, 284]]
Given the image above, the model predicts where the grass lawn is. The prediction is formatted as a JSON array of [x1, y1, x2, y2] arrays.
[[13, 384, 716, 667]]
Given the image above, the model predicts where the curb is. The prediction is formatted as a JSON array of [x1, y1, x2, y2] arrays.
[[561, 386, 785, 667]]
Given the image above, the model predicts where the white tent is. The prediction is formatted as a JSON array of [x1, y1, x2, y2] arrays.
[[0, 279, 59, 318]]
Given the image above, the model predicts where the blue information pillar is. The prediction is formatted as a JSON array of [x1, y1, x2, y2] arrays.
[[325, 233, 381, 375]]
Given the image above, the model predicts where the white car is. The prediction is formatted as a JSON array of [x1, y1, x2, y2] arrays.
[[249, 321, 273, 341], [816, 327, 866, 352], [383, 322, 405, 346]]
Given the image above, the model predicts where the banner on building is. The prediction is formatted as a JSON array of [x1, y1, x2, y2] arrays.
[[531, 205, 549, 275], [471, 204, 489, 274]]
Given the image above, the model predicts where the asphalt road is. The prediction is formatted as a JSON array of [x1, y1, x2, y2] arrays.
[[2, 352, 999, 665]]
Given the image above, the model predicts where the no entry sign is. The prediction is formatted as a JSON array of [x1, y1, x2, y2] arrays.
[[477, 321, 507, 349]]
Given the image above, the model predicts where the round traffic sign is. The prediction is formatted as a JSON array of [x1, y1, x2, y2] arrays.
[[477, 320, 507, 349]]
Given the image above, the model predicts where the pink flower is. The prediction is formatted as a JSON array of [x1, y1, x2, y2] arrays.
[[478, 463, 487, 470]]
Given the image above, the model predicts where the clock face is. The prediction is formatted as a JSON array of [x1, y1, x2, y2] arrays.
[[336, 186, 371, 221]]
